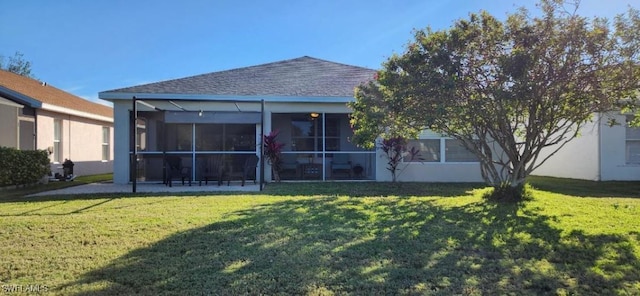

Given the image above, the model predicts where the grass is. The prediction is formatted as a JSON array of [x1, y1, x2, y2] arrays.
[[0, 177, 638, 295]]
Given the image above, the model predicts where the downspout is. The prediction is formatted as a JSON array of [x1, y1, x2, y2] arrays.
[[597, 113, 602, 181], [33, 109, 37, 150], [132, 96, 137, 193], [68, 114, 72, 160], [260, 99, 265, 191]]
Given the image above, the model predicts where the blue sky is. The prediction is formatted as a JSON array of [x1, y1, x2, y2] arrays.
[[0, 0, 635, 105]]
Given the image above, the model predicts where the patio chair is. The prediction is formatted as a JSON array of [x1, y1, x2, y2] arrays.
[[227, 154, 259, 186], [199, 155, 226, 186], [330, 154, 352, 179], [165, 155, 191, 187], [279, 154, 299, 179]]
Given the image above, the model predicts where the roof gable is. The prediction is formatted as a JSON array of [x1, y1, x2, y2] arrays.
[[0, 70, 112, 119], [102, 56, 377, 97]]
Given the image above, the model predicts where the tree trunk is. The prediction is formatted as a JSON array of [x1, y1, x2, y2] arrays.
[[272, 168, 281, 182]]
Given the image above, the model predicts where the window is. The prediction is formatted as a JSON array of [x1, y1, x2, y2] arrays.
[[194, 124, 255, 151], [627, 115, 640, 164], [445, 139, 478, 162], [102, 127, 110, 161], [53, 119, 62, 163], [166, 124, 193, 151], [405, 139, 440, 162], [405, 138, 478, 163], [136, 118, 146, 151], [290, 114, 340, 152]]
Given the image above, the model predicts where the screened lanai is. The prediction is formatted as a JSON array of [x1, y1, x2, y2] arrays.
[[129, 99, 264, 191]]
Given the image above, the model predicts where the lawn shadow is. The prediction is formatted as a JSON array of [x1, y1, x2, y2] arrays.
[[0, 182, 486, 204], [60, 197, 639, 295], [528, 176, 640, 198], [262, 181, 486, 197]]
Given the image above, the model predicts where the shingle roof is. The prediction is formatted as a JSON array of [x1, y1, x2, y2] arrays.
[[103, 56, 377, 97], [0, 70, 112, 119]]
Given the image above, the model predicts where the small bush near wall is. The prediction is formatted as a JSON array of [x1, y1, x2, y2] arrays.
[[0, 147, 51, 187]]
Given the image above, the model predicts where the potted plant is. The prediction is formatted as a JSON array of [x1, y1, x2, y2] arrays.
[[263, 130, 285, 182]]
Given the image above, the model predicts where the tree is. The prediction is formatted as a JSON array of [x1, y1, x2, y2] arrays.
[[0, 51, 34, 77], [349, 0, 640, 201]]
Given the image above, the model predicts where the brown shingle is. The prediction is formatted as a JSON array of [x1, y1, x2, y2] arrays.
[[0, 70, 112, 119]]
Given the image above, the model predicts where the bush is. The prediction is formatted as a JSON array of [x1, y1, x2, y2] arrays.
[[0, 147, 50, 187], [483, 182, 533, 203]]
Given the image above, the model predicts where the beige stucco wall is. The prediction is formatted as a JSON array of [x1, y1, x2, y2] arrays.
[[0, 103, 19, 148], [37, 109, 113, 176]]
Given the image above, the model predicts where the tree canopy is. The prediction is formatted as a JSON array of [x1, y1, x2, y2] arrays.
[[0, 51, 34, 78], [349, 0, 640, 201]]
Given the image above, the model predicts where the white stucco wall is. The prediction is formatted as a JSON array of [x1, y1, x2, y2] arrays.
[[113, 101, 131, 184], [533, 113, 640, 181], [37, 109, 113, 177], [376, 161, 483, 182], [533, 119, 601, 180], [599, 113, 640, 181]]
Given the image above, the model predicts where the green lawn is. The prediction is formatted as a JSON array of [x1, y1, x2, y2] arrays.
[[0, 178, 638, 295]]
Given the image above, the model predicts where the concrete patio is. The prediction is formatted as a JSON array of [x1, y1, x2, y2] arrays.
[[28, 181, 261, 197]]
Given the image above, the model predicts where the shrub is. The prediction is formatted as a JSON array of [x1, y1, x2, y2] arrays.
[[379, 136, 421, 182], [263, 130, 285, 182], [0, 147, 50, 187]]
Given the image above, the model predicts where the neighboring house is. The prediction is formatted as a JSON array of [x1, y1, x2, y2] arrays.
[[535, 113, 640, 181], [0, 70, 114, 176], [99, 56, 485, 185]]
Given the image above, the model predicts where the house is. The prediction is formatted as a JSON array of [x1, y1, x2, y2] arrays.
[[534, 112, 640, 181], [99, 56, 484, 185], [0, 70, 114, 176]]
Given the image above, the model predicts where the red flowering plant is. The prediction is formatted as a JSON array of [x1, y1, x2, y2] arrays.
[[380, 136, 421, 182], [263, 130, 285, 181]]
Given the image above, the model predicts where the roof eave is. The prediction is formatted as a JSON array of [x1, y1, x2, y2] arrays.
[[98, 92, 356, 103], [0, 85, 43, 108]]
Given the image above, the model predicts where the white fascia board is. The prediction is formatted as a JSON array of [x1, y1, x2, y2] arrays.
[[98, 92, 355, 104], [41, 103, 113, 123]]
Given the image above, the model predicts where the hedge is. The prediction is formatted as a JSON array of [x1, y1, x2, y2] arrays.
[[0, 147, 51, 187]]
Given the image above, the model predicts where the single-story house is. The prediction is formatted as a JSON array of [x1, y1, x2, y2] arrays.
[[99, 56, 485, 185], [535, 112, 640, 181], [0, 70, 114, 176]]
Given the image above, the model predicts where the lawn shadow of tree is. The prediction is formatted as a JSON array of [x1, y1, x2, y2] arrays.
[[262, 182, 486, 197], [60, 197, 640, 295], [528, 176, 640, 198]]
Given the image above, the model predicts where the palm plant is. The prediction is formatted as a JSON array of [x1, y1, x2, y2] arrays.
[[263, 130, 285, 182]]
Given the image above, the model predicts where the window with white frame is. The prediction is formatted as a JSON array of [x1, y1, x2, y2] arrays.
[[626, 115, 640, 164], [405, 138, 478, 163], [445, 139, 479, 162], [404, 139, 440, 162], [102, 127, 110, 161], [53, 119, 62, 163]]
